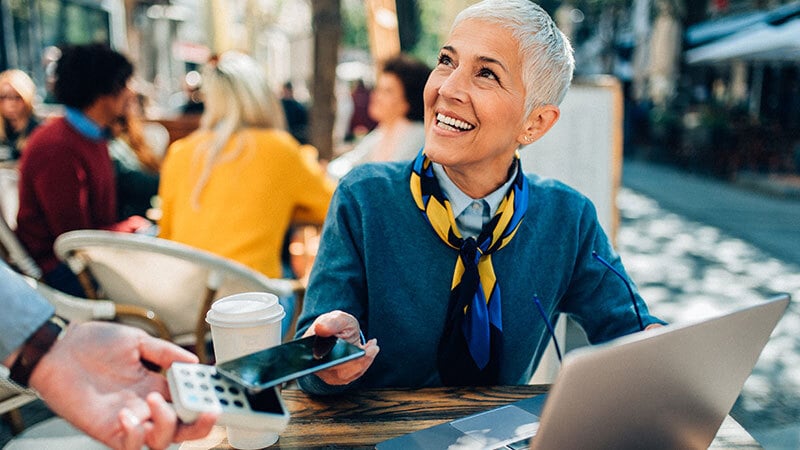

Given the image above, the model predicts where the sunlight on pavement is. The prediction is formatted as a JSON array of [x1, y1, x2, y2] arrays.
[[615, 188, 800, 443]]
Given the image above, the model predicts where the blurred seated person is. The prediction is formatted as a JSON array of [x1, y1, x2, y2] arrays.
[[0, 69, 40, 163], [346, 79, 376, 141], [16, 44, 152, 297], [328, 55, 430, 179], [108, 94, 161, 220], [295, 0, 664, 394], [332, 79, 354, 149], [157, 51, 335, 332], [280, 81, 309, 144]]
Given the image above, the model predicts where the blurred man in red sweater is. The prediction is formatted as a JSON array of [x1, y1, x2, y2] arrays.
[[17, 44, 151, 296]]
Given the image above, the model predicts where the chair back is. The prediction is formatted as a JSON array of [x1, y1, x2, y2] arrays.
[[0, 167, 18, 229], [54, 230, 300, 360], [0, 168, 42, 280], [21, 275, 117, 324], [0, 384, 37, 435], [3, 417, 109, 450]]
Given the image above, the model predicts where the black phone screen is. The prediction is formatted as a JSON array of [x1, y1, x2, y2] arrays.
[[216, 335, 365, 391], [245, 386, 284, 413]]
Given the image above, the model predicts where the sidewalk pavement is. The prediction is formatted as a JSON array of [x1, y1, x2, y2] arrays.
[[735, 172, 800, 201], [619, 159, 800, 450], [622, 159, 800, 267]]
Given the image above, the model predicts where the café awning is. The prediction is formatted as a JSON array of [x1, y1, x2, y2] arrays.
[[684, 10, 768, 48], [685, 17, 800, 64]]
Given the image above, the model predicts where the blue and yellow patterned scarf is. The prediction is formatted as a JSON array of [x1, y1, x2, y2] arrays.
[[410, 151, 529, 385]]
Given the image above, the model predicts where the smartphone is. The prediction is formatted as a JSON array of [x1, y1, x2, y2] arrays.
[[215, 335, 366, 391]]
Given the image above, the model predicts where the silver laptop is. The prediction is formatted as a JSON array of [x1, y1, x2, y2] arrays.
[[377, 294, 790, 450]]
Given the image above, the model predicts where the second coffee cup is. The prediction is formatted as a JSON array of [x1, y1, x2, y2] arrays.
[[206, 292, 286, 449], [206, 292, 285, 363]]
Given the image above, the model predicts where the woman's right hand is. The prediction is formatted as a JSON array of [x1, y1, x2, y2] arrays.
[[302, 310, 379, 385]]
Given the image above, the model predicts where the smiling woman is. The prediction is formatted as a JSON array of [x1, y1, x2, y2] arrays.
[[293, 0, 665, 394], [422, 18, 554, 197]]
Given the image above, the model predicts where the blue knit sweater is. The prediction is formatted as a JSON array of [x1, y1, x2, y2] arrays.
[[296, 161, 663, 394]]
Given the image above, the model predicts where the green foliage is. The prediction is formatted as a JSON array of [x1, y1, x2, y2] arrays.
[[339, 0, 637, 66], [341, 0, 428, 60], [410, 1, 444, 67], [396, 0, 421, 52], [537, 0, 562, 16], [9, 0, 31, 19], [341, 0, 369, 51]]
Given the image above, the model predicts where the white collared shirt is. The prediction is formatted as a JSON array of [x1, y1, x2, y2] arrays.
[[431, 162, 518, 240]]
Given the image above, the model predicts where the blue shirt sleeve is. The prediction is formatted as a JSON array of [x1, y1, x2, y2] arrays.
[[0, 261, 55, 363]]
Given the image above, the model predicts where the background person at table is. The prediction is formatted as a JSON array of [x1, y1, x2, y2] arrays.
[[280, 81, 309, 145], [327, 54, 430, 179], [108, 93, 161, 220], [346, 79, 377, 142], [16, 44, 152, 297], [157, 51, 335, 334], [0, 261, 216, 449], [0, 69, 40, 162], [296, 0, 664, 394]]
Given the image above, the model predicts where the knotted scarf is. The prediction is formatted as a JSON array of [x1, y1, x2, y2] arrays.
[[410, 151, 529, 385]]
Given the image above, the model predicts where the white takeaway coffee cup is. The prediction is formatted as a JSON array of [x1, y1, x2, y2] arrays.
[[206, 292, 285, 449]]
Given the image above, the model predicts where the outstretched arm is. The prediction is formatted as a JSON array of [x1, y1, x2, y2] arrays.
[[28, 321, 216, 450]]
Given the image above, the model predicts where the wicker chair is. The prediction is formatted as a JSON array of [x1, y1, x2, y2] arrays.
[[54, 230, 304, 362]]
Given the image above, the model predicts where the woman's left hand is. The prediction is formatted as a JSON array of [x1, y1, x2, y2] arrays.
[[302, 310, 380, 385]]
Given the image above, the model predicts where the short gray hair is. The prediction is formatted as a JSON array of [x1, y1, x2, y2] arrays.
[[453, 0, 574, 116]]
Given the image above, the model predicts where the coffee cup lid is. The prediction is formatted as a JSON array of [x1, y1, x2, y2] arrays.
[[206, 293, 285, 328]]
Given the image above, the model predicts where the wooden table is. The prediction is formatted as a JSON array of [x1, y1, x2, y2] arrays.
[[181, 385, 762, 449]]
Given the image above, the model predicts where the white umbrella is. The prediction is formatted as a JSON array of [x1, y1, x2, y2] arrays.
[[685, 18, 800, 64], [647, 0, 682, 105], [630, 0, 651, 100]]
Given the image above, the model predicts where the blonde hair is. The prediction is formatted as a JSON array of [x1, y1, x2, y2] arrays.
[[0, 69, 37, 143], [453, 0, 574, 116], [191, 51, 286, 208]]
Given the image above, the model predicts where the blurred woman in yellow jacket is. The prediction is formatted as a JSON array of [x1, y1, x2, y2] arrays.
[[158, 51, 335, 332]]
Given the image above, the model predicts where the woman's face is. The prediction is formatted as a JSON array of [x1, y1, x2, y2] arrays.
[[0, 82, 27, 122], [368, 72, 409, 125], [423, 19, 531, 186]]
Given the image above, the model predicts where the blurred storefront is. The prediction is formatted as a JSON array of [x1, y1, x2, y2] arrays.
[[619, 0, 800, 179], [0, 0, 128, 110], [128, 0, 313, 118], [0, 0, 314, 120], [676, 1, 800, 177]]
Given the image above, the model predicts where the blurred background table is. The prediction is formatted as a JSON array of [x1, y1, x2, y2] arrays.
[[180, 385, 761, 449]]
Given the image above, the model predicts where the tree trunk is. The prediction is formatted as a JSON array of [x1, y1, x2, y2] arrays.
[[310, 0, 341, 161]]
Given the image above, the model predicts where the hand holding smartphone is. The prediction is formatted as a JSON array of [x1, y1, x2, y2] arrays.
[[215, 335, 366, 391]]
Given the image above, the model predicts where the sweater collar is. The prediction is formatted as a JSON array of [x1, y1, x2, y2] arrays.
[[64, 107, 110, 142]]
